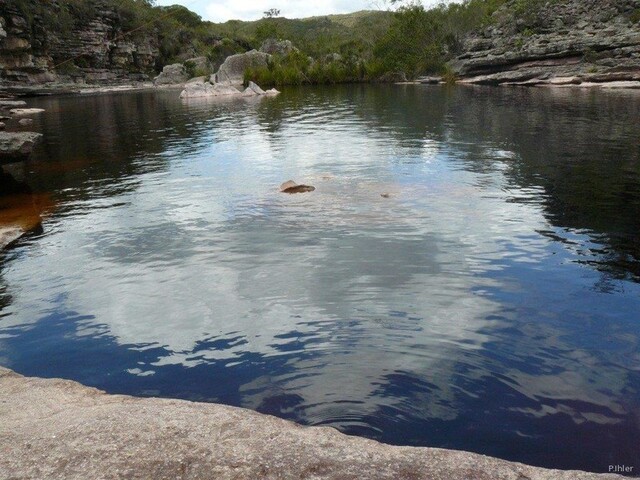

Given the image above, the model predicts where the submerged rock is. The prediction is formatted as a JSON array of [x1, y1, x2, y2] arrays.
[[18, 118, 33, 126], [0, 131, 43, 164], [280, 180, 315, 194]]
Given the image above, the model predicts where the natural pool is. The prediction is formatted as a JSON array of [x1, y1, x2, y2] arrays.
[[1, 85, 639, 472]]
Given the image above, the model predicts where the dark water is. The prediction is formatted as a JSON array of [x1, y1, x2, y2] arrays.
[[1, 85, 639, 473]]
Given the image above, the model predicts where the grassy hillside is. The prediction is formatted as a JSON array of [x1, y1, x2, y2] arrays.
[[1, 0, 540, 84], [205, 11, 393, 59]]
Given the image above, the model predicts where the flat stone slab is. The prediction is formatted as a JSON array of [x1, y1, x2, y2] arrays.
[[0, 367, 623, 480], [0, 99, 27, 108], [0, 131, 42, 164], [9, 108, 45, 115]]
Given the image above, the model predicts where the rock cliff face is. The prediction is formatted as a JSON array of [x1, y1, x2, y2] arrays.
[[0, 0, 160, 88], [451, 0, 640, 86]]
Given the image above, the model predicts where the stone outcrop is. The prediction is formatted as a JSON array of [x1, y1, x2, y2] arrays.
[[211, 49, 270, 85], [451, 0, 640, 87], [242, 80, 266, 96], [179, 79, 278, 99], [0, 0, 161, 88], [0, 131, 42, 164], [184, 55, 212, 76], [179, 81, 241, 98], [153, 63, 188, 86], [260, 38, 298, 56], [0, 367, 625, 480]]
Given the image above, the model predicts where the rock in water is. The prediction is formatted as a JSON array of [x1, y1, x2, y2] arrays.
[[10, 108, 45, 115], [0, 132, 43, 164], [280, 180, 315, 194], [242, 81, 266, 96], [0, 100, 27, 108], [212, 50, 270, 86], [179, 82, 242, 98], [154, 64, 188, 86], [18, 118, 33, 126], [0, 226, 24, 249]]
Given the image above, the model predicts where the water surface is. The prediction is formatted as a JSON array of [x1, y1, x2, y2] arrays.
[[1, 85, 639, 472]]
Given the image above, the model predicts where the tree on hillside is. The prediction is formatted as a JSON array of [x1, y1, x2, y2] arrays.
[[263, 8, 281, 18]]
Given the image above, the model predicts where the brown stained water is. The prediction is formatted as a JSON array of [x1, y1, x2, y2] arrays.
[[0, 85, 639, 472]]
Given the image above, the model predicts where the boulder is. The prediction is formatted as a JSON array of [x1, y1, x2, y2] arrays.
[[18, 118, 33, 126], [0, 131, 43, 164], [185, 76, 207, 84], [265, 88, 281, 95], [184, 56, 212, 76], [259, 38, 297, 56], [212, 50, 270, 85], [153, 63, 188, 86]]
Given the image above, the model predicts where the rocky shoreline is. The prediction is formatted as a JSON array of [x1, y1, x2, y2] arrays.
[[450, 0, 640, 87], [0, 367, 625, 480]]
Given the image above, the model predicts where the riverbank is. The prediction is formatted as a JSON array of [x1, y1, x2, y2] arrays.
[[0, 367, 625, 480]]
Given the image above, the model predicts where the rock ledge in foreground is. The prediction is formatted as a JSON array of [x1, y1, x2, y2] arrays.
[[0, 367, 623, 480]]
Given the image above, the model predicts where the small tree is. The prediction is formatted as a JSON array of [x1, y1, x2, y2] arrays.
[[263, 8, 280, 18]]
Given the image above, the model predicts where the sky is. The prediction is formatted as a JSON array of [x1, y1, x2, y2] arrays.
[[155, 0, 452, 23]]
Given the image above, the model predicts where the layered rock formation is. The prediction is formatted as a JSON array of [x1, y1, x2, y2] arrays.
[[451, 0, 640, 87], [0, 0, 160, 88]]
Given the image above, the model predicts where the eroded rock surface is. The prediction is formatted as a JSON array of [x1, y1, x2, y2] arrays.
[[154, 63, 188, 86], [451, 0, 640, 87], [212, 49, 270, 85], [0, 131, 42, 163], [0, 1, 160, 88], [0, 367, 623, 480]]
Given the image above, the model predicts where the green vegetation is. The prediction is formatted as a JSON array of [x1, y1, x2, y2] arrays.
[[244, 50, 371, 86], [2, 0, 572, 83]]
